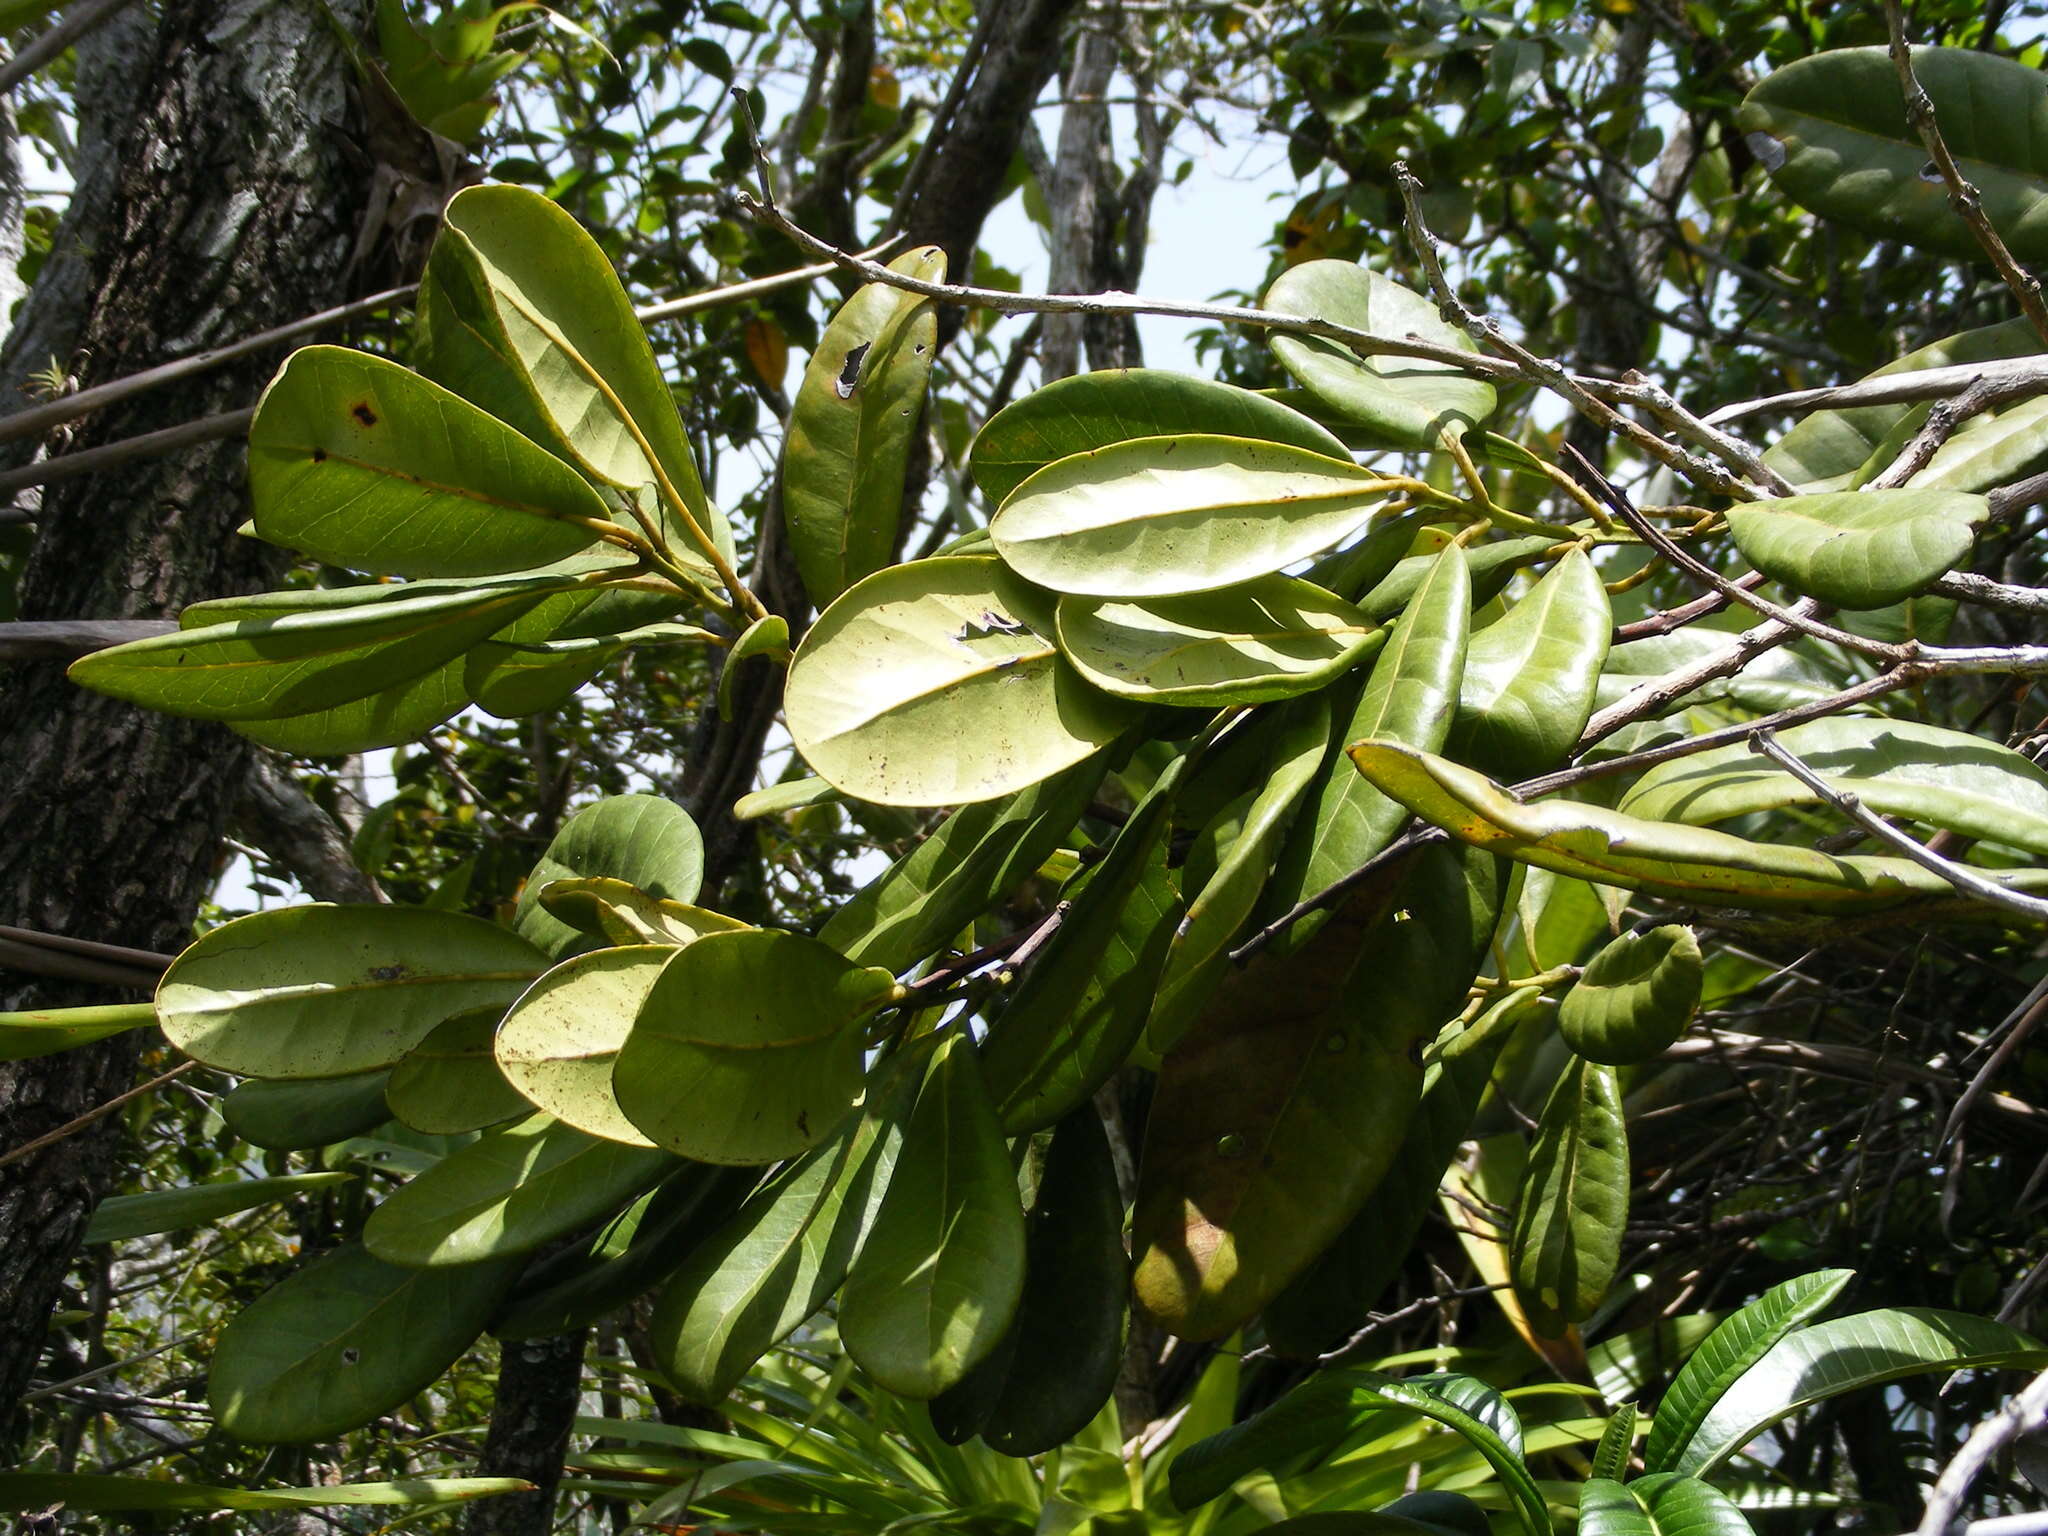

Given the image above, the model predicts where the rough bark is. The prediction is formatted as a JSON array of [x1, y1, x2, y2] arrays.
[[460, 1330, 590, 1536], [0, 0, 370, 1450], [1041, 24, 1116, 382], [233, 753, 386, 905]]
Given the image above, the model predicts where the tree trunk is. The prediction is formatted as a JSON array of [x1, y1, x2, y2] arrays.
[[0, 0, 371, 1451], [461, 1330, 590, 1536]]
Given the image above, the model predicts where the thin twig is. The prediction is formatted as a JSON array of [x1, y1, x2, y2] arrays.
[[0, 408, 252, 497], [1885, 3, 2048, 346], [1916, 1367, 2048, 1535], [1749, 728, 2048, 922], [1944, 974, 2048, 1144], [0, 1061, 197, 1171], [0, 0, 141, 97], [1706, 356, 2048, 426]]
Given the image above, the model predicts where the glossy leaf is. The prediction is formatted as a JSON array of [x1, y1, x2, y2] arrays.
[[365, 1114, 672, 1266], [972, 367, 1348, 504], [492, 946, 667, 1146], [1266, 547, 1471, 947], [210, 1243, 520, 1442], [0, 1474, 534, 1515], [715, 612, 789, 723], [536, 876, 747, 949], [1511, 1059, 1628, 1337], [0, 1002, 153, 1062], [248, 345, 611, 577], [841, 1033, 1025, 1397], [982, 754, 1184, 1133], [990, 435, 1395, 597], [930, 1105, 1129, 1455], [1055, 575, 1384, 707], [513, 794, 704, 960], [1675, 1307, 2048, 1475], [1722, 490, 1988, 610], [425, 184, 729, 574], [68, 573, 572, 723], [1739, 46, 2048, 261], [1348, 740, 2048, 912], [158, 905, 547, 1078], [1360, 533, 1565, 623], [492, 1164, 757, 1340], [787, 556, 1132, 807], [222, 1072, 394, 1150], [1146, 693, 1330, 1052], [1132, 858, 1426, 1341], [614, 930, 897, 1165], [784, 246, 946, 607], [385, 1006, 530, 1135], [649, 1059, 914, 1402], [1581, 1476, 1756, 1536], [1448, 548, 1611, 779], [1262, 260, 1497, 448], [1643, 1269, 1853, 1474], [1618, 717, 2048, 858], [1559, 926, 1703, 1067], [85, 1172, 352, 1244], [818, 754, 1101, 974], [1592, 1405, 1638, 1483], [1170, 1370, 1549, 1536]]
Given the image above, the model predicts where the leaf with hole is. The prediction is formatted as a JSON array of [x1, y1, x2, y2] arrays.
[[990, 435, 1396, 598], [613, 930, 897, 1165], [210, 1243, 520, 1442], [1055, 575, 1384, 707], [787, 555, 1133, 807], [158, 905, 547, 1079], [784, 247, 946, 607], [1262, 260, 1497, 448]]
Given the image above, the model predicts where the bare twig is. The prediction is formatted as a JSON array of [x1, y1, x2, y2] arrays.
[[1749, 728, 2048, 922], [0, 408, 252, 498], [1706, 357, 2048, 426], [0, 1061, 197, 1171], [1944, 975, 2048, 1144], [1884, 4, 2048, 347], [0, 0, 142, 97], [1916, 1367, 2048, 1535], [0, 618, 174, 660]]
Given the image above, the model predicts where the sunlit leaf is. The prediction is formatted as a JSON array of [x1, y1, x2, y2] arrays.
[[1722, 490, 1988, 609], [1558, 926, 1702, 1066], [1510, 1059, 1628, 1337]]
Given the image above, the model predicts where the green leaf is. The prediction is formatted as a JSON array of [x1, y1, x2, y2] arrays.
[[1448, 548, 1611, 779], [981, 756, 1184, 1134], [537, 877, 747, 949], [716, 612, 789, 723], [222, 1071, 395, 1150], [0, 1001, 154, 1062], [210, 1243, 520, 1442], [424, 184, 730, 575], [1347, 740, 2048, 912], [649, 1059, 914, 1402], [1055, 575, 1385, 707], [784, 247, 946, 607], [1146, 693, 1330, 1053], [787, 555, 1133, 807], [468, 617, 714, 719], [1262, 260, 1497, 448], [231, 650, 478, 755], [1170, 1370, 1549, 1536], [0, 1473, 534, 1515], [513, 794, 704, 960], [613, 930, 897, 1165], [1266, 547, 1471, 948], [1582, 1476, 1756, 1536], [1675, 1307, 2048, 1475], [840, 1033, 1025, 1398], [492, 1164, 757, 1340], [1739, 46, 2048, 261], [1510, 1059, 1629, 1337], [733, 776, 841, 820], [1617, 717, 2048, 858], [248, 345, 613, 577], [970, 367, 1349, 505], [1558, 927, 1702, 1067], [85, 1172, 353, 1244], [1722, 489, 1988, 609], [819, 754, 1101, 974], [930, 1105, 1129, 1456], [385, 1006, 532, 1135], [158, 905, 547, 1078], [1592, 1405, 1638, 1483], [68, 573, 574, 723], [1358, 534, 1563, 623], [989, 435, 1395, 598], [1901, 391, 2048, 494], [1132, 857, 1429, 1341], [365, 1114, 673, 1267], [1643, 1269, 1853, 1475]]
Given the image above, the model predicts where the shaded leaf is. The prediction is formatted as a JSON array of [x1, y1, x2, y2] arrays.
[[86, 1172, 353, 1245], [1558, 926, 1702, 1066], [385, 1006, 531, 1135], [223, 1072, 394, 1151], [536, 876, 747, 949], [1510, 1059, 1629, 1337], [0, 1474, 534, 1515]]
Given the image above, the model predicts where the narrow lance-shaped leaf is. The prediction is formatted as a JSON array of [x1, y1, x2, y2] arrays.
[[971, 367, 1349, 504], [0, 1002, 154, 1063], [1447, 547, 1611, 780], [1510, 1058, 1629, 1338], [990, 435, 1397, 598], [0, 1474, 537, 1516], [784, 246, 946, 608], [248, 345, 612, 577], [157, 905, 547, 1079], [840, 1032, 1026, 1398], [85, 1172, 354, 1245]]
